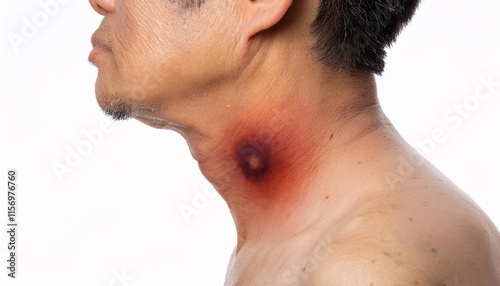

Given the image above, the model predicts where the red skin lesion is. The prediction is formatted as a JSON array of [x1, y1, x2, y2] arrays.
[[200, 104, 328, 214], [236, 139, 270, 180]]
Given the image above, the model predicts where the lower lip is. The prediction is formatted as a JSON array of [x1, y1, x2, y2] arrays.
[[88, 45, 112, 63]]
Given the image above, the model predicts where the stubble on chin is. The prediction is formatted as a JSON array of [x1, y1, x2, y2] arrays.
[[98, 95, 133, 121]]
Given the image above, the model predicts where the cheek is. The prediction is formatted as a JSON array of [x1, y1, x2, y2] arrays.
[[110, 2, 240, 99], [169, 22, 240, 87], [115, 2, 173, 64], [110, 3, 175, 94]]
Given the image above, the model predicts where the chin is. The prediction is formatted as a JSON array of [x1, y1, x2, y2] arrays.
[[95, 90, 133, 121]]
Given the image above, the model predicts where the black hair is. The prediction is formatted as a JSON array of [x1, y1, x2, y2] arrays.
[[311, 0, 421, 75]]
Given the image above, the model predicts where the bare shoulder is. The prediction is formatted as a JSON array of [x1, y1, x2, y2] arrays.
[[305, 237, 432, 286], [306, 220, 500, 286], [302, 216, 435, 285], [305, 178, 500, 285]]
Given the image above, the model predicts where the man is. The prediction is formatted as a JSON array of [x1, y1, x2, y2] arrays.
[[88, 0, 500, 284]]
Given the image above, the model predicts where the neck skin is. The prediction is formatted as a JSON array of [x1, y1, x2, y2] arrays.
[[193, 72, 386, 248], [134, 13, 392, 251], [189, 70, 386, 250]]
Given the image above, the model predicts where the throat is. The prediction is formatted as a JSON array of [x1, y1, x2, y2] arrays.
[[189, 89, 381, 243], [179, 73, 381, 243]]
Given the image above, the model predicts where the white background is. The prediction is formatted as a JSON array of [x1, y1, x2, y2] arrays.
[[0, 0, 499, 285]]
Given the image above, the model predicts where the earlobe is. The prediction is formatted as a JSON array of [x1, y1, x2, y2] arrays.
[[243, 0, 294, 39]]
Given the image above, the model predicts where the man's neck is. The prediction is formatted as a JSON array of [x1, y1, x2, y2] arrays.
[[182, 72, 385, 249]]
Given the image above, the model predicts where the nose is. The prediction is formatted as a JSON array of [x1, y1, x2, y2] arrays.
[[89, 0, 116, 15]]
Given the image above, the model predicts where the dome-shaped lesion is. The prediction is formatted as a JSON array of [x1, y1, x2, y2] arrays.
[[236, 140, 270, 181]]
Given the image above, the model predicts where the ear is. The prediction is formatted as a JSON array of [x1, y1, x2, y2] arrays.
[[241, 0, 294, 39]]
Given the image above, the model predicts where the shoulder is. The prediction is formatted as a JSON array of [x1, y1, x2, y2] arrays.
[[303, 183, 500, 286], [304, 235, 432, 286]]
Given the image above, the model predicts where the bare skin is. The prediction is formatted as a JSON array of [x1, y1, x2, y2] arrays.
[[88, 0, 500, 285]]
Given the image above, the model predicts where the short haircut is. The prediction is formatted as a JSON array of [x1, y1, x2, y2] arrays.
[[311, 0, 421, 75], [178, 0, 420, 75]]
